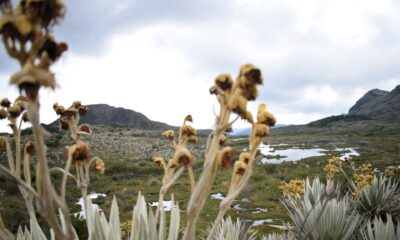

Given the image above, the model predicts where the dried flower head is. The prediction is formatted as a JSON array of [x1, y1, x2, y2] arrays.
[[233, 160, 247, 175], [238, 82, 258, 101], [153, 157, 166, 169], [253, 123, 269, 138], [38, 37, 68, 61], [8, 105, 21, 118], [384, 166, 397, 176], [0, 98, 11, 108], [0, 137, 6, 150], [184, 115, 193, 123], [78, 105, 88, 116], [22, 111, 29, 122], [215, 73, 233, 91], [239, 152, 251, 165], [69, 141, 90, 165], [0, 108, 8, 120], [173, 147, 193, 167], [180, 125, 197, 138], [217, 147, 234, 170], [10, 61, 55, 100], [239, 64, 263, 85], [257, 110, 276, 127], [71, 101, 81, 110], [279, 179, 305, 198], [79, 124, 92, 135], [219, 135, 227, 146], [228, 92, 247, 117], [209, 85, 218, 95], [14, 100, 26, 111], [225, 125, 233, 133], [188, 135, 197, 143], [162, 130, 175, 141], [53, 103, 65, 115], [24, 140, 35, 156], [0, 14, 33, 41], [25, 0, 66, 29], [94, 158, 105, 174], [59, 118, 69, 130]]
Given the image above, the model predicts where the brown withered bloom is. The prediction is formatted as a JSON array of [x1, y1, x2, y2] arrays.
[[79, 124, 92, 135], [257, 105, 276, 126], [153, 157, 165, 169], [10, 60, 55, 100], [215, 73, 233, 91], [53, 103, 65, 115], [162, 130, 175, 141], [218, 147, 234, 170], [0, 14, 33, 41], [0, 98, 11, 108], [188, 135, 197, 143], [228, 92, 247, 117], [8, 105, 21, 118], [238, 82, 258, 101], [234, 161, 247, 175], [59, 118, 69, 130], [24, 140, 35, 156], [239, 152, 251, 165], [14, 99, 26, 111], [173, 147, 193, 167], [62, 107, 78, 117], [239, 64, 263, 85], [219, 135, 227, 146], [209, 85, 218, 95], [180, 125, 196, 138], [94, 158, 105, 174], [78, 105, 88, 116], [253, 123, 269, 138], [184, 115, 193, 123], [71, 101, 81, 110], [0, 108, 8, 120], [38, 37, 68, 62], [225, 126, 233, 133], [25, 0, 66, 29], [69, 141, 90, 165], [22, 111, 29, 122]]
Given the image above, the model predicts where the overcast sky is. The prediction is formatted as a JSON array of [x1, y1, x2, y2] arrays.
[[1, 0, 400, 132]]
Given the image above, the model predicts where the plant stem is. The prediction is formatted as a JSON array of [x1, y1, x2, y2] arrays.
[[28, 101, 65, 239]]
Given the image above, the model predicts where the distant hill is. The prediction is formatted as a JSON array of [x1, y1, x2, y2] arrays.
[[272, 85, 400, 135], [52, 104, 173, 130], [348, 85, 400, 120]]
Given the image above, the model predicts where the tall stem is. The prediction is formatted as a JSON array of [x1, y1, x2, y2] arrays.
[[28, 101, 65, 239]]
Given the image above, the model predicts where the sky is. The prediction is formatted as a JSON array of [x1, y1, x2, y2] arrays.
[[1, 0, 400, 132]]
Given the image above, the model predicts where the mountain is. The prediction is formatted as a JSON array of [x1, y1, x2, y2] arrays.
[[52, 104, 173, 130], [272, 85, 400, 135], [348, 86, 400, 120]]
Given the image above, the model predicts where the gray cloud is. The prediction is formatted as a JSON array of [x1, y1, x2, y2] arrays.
[[1, 0, 399, 127]]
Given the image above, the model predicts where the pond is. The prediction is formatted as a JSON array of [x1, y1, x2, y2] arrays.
[[150, 200, 173, 211], [259, 143, 360, 164], [75, 192, 106, 219]]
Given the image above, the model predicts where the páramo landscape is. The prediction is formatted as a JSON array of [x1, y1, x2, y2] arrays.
[[0, 0, 399, 239]]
